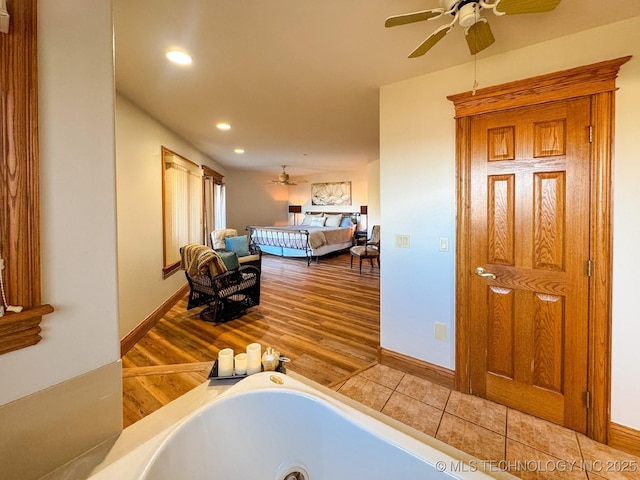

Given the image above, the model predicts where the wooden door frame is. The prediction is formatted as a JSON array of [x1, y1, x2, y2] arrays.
[[448, 56, 631, 444]]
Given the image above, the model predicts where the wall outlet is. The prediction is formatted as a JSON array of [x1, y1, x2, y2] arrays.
[[434, 322, 448, 341]]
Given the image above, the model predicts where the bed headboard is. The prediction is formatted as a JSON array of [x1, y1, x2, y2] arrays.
[[304, 211, 360, 224]]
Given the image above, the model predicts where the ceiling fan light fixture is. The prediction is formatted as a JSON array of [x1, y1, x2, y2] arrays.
[[386, 0, 563, 59], [458, 3, 481, 28], [267, 165, 308, 186]]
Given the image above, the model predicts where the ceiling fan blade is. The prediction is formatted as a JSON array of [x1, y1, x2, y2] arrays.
[[495, 0, 561, 15], [465, 20, 495, 55], [408, 24, 452, 58], [385, 9, 442, 28]]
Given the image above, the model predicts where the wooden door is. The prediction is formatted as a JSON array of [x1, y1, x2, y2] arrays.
[[468, 98, 591, 433]]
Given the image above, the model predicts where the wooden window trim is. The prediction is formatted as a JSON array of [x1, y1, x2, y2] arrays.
[[0, 0, 53, 355], [202, 165, 223, 185], [161, 146, 204, 277], [450, 56, 631, 444]]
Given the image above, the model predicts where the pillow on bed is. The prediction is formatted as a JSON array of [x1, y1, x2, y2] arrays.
[[310, 216, 327, 227], [225, 235, 251, 257], [324, 214, 343, 227], [339, 216, 353, 227], [301, 213, 323, 225]]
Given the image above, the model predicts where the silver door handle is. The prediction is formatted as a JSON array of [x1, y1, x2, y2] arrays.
[[475, 267, 497, 280]]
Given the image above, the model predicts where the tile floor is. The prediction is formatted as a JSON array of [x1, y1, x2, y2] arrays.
[[332, 364, 640, 480]]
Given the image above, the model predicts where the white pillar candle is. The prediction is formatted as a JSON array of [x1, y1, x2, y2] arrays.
[[246, 342, 262, 375], [234, 353, 248, 375], [218, 348, 234, 377]]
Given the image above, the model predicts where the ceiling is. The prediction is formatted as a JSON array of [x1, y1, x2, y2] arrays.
[[114, 0, 638, 177]]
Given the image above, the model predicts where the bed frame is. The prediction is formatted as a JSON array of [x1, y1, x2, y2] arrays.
[[247, 212, 359, 265]]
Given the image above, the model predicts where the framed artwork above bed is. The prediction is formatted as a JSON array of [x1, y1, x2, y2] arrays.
[[311, 181, 351, 206]]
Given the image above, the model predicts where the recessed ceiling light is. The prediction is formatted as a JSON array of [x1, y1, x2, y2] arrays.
[[166, 50, 192, 65], [234, 148, 245, 154], [216, 122, 231, 131]]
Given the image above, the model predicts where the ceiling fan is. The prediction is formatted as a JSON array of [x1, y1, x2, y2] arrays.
[[385, 0, 561, 58], [269, 165, 307, 186]]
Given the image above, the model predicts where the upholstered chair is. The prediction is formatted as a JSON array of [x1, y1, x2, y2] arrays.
[[211, 229, 262, 270], [349, 225, 380, 273]]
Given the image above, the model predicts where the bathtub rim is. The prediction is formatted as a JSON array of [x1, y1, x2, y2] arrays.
[[141, 372, 516, 480], [81, 371, 516, 480]]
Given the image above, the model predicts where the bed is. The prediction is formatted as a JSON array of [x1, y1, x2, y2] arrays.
[[247, 212, 358, 265]]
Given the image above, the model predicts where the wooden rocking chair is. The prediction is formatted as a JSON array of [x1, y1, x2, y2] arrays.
[[180, 244, 261, 322]]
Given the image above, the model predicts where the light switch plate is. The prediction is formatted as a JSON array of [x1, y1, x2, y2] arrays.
[[395, 234, 410, 248]]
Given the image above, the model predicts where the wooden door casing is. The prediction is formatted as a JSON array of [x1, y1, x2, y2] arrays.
[[469, 99, 591, 433], [449, 57, 631, 443]]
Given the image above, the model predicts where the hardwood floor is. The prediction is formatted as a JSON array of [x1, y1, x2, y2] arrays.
[[121, 251, 380, 427]]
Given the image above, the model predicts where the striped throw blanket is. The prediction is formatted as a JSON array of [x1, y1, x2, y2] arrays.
[[180, 244, 227, 277]]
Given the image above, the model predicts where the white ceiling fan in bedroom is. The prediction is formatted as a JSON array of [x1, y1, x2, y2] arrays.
[[268, 165, 308, 186], [385, 0, 562, 58]]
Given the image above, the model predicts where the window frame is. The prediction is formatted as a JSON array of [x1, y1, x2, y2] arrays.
[[0, 0, 53, 355], [161, 146, 205, 278], [202, 165, 225, 245]]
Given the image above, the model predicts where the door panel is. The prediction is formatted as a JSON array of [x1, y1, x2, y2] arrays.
[[469, 99, 590, 433]]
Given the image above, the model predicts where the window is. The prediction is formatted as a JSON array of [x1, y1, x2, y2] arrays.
[[161, 146, 203, 277], [202, 165, 225, 246]]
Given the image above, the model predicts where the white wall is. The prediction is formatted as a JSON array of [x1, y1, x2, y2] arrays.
[[115, 94, 226, 339], [380, 16, 640, 429]]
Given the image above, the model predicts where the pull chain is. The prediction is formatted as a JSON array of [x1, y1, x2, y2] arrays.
[[472, 53, 479, 95], [472, 5, 479, 95]]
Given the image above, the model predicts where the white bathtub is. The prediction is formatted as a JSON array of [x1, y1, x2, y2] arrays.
[[87, 373, 513, 480]]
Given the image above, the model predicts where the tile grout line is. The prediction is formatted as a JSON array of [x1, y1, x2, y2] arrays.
[[434, 390, 453, 441]]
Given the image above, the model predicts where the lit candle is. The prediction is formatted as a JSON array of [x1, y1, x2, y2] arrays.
[[234, 353, 248, 375], [246, 343, 262, 375], [218, 348, 234, 377]]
